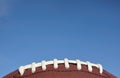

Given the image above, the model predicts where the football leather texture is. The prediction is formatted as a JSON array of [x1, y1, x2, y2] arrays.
[[3, 58, 116, 78]]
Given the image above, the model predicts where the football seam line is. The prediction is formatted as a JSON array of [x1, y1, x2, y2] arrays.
[[19, 58, 103, 76], [16, 70, 107, 78]]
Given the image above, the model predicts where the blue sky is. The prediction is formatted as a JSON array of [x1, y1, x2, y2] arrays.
[[0, 0, 120, 77]]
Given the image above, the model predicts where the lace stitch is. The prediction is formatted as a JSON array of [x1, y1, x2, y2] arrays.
[[19, 58, 103, 76]]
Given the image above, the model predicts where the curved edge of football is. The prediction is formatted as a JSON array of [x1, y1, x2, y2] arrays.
[[3, 58, 117, 78]]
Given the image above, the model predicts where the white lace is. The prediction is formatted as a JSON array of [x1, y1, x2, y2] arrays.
[[19, 58, 103, 76]]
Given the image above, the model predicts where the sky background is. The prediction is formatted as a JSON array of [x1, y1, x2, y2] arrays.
[[0, 0, 120, 77]]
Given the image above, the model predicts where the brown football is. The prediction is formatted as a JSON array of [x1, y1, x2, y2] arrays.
[[3, 58, 116, 78]]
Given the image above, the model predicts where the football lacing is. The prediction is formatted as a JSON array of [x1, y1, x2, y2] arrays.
[[19, 58, 103, 76]]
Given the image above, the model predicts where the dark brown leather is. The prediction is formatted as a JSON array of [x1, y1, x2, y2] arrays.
[[3, 64, 117, 78]]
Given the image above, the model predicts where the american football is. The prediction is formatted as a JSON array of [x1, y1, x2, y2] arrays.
[[3, 58, 116, 78]]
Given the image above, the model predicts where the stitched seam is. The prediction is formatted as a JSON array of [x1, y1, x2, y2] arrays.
[[17, 70, 107, 78]]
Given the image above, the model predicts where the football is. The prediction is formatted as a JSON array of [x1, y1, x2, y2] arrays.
[[3, 58, 116, 78]]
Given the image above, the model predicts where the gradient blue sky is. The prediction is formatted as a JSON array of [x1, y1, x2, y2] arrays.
[[0, 0, 120, 77]]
